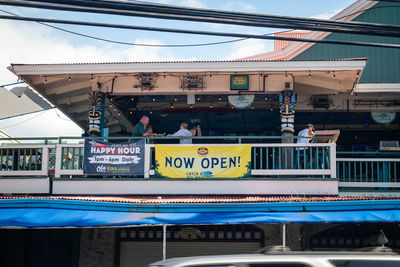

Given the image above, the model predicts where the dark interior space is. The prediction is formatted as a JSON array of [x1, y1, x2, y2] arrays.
[[111, 95, 399, 151]]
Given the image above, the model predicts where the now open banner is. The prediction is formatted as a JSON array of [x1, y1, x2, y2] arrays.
[[83, 139, 145, 175], [155, 144, 251, 178]]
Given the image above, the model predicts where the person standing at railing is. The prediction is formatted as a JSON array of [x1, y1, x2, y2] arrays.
[[297, 124, 315, 145], [131, 115, 158, 137], [169, 122, 193, 144], [295, 124, 315, 169], [190, 124, 202, 140]]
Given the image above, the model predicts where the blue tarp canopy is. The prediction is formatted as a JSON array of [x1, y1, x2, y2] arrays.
[[1, 199, 400, 228]]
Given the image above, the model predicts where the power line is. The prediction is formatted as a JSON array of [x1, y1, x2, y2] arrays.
[[0, 8, 252, 48], [2, 0, 400, 37], [0, 109, 47, 129], [0, 108, 53, 121], [1, 14, 399, 49], [0, 81, 24, 88]]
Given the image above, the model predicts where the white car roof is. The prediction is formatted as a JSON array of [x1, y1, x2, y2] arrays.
[[149, 252, 400, 267]]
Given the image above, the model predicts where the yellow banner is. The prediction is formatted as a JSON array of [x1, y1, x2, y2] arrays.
[[155, 144, 251, 178]]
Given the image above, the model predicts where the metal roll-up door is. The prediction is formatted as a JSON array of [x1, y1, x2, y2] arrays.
[[118, 225, 264, 267], [120, 241, 261, 267]]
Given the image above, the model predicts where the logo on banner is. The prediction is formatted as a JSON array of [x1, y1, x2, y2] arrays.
[[228, 95, 255, 109], [83, 139, 145, 175], [371, 112, 396, 124], [155, 144, 251, 178]]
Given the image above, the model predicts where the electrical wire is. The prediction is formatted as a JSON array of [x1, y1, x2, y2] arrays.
[[54, 109, 74, 121], [3, 0, 400, 38], [0, 109, 47, 129], [0, 108, 53, 121], [1, 14, 399, 49], [2, 1, 398, 48], [0, 8, 253, 48], [0, 81, 24, 88]]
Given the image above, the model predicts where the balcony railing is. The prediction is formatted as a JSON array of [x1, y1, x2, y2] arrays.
[[1, 136, 399, 194], [337, 151, 400, 190]]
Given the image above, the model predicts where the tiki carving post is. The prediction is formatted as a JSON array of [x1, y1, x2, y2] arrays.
[[88, 91, 105, 137], [279, 90, 296, 169]]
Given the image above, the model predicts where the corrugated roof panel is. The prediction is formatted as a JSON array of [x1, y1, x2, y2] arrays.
[[293, 2, 400, 83]]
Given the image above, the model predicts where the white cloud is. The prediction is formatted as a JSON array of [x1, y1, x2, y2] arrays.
[[0, 20, 123, 84], [311, 9, 342, 20], [0, 20, 194, 84], [222, 1, 256, 12], [0, 19, 193, 137], [179, 0, 205, 8], [227, 38, 272, 60]]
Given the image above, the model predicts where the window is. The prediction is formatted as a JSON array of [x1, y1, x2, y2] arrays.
[[249, 264, 310, 267], [330, 260, 400, 267]]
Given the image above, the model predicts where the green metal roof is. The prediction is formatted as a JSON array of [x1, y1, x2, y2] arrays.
[[293, 2, 400, 83]]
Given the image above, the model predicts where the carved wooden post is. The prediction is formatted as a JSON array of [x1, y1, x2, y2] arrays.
[[279, 90, 296, 169], [88, 91, 104, 137]]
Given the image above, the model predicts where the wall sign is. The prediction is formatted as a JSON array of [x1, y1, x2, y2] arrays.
[[228, 95, 255, 109], [371, 112, 396, 124], [230, 75, 249, 90]]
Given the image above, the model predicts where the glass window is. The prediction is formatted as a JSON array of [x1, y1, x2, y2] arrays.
[[330, 260, 400, 267], [249, 264, 310, 267]]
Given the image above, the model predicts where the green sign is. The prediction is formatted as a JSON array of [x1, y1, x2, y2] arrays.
[[230, 75, 249, 90]]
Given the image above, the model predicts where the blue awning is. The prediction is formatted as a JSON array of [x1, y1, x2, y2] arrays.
[[0, 198, 400, 228], [0, 208, 400, 228]]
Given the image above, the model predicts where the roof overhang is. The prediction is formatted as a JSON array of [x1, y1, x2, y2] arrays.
[[355, 83, 400, 93], [9, 60, 367, 74], [8, 59, 366, 135]]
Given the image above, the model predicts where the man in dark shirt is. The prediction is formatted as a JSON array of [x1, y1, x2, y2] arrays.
[[132, 115, 151, 137]]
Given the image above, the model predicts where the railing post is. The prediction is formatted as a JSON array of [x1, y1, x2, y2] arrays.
[[163, 224, 167, 261], [41, 146, 49, 176], [282, 223, 286, 247], [330, 143, 337, 178], [54, 144, 63, 178], [144, 144, 151, 178]]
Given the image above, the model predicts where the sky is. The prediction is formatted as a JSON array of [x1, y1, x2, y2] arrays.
[[0, 0, 355, 137]]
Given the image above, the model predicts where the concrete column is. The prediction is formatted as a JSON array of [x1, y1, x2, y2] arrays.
[[79, 228, 116, 267]]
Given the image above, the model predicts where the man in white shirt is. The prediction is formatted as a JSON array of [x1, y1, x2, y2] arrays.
[[297, 124, 315, 145], [296, 124, 315, 169], [170, 122, 193, 144]]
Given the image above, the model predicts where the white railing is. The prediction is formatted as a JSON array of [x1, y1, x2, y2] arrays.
[[54, 144, 84, 178], [0, 142, 337, 178], [337, 157, 400, 189], [2, 141, 400, 194], [0, 144, 54, 176]]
